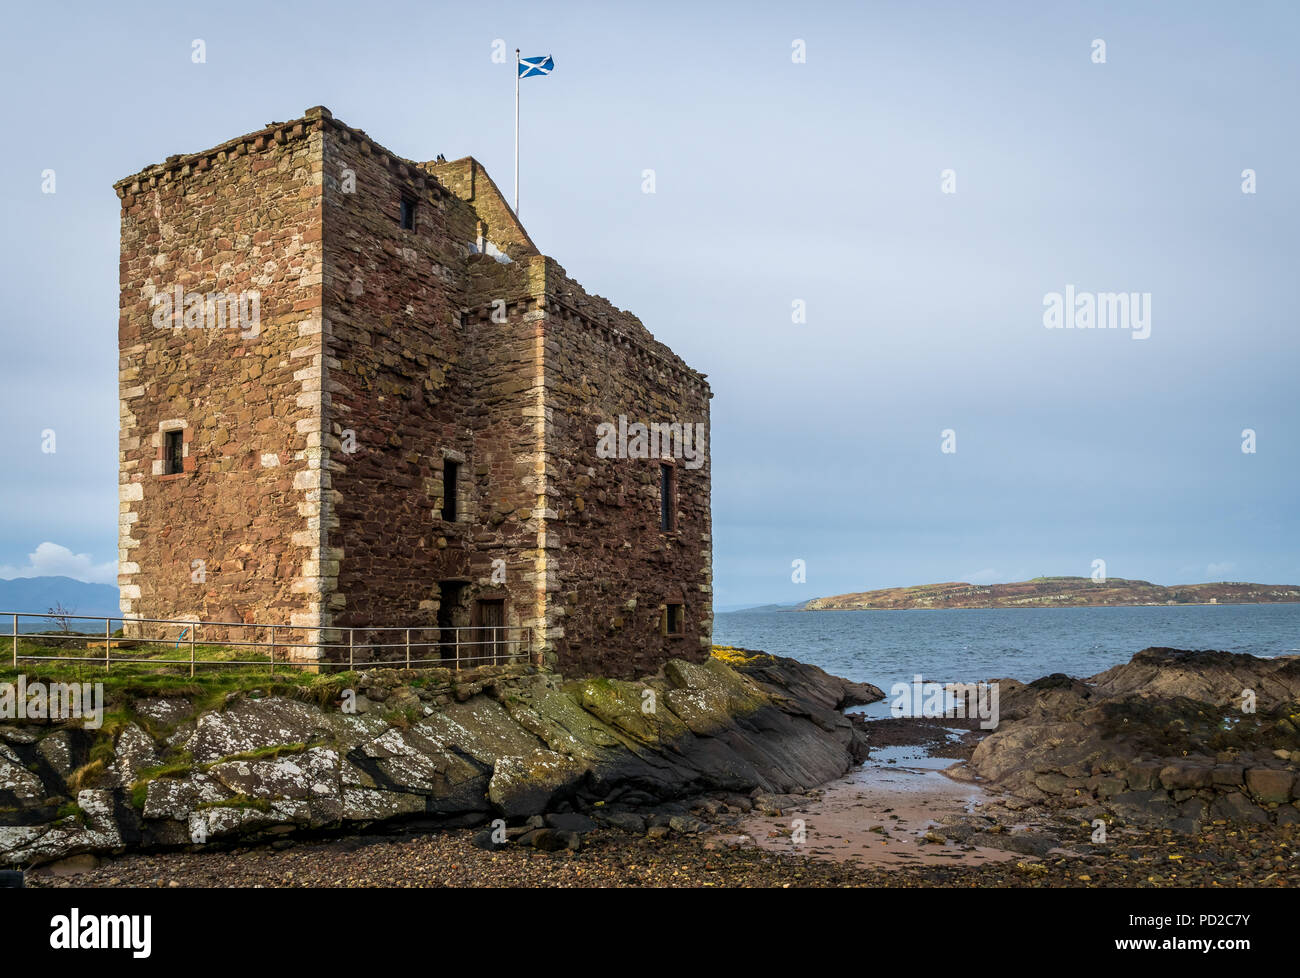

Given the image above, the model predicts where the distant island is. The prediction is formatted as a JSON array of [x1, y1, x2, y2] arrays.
[[800, 577, 1300, 611]]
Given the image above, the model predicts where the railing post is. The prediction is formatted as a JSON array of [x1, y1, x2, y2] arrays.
[[454, 627, 460, 672], [405, 628, 411, 670], [349, 628, 354, 671], [105, 618, 111, 671], [189, 623, 196, 678], [269, 625, 276, 674], [12, 613, 17, 668]]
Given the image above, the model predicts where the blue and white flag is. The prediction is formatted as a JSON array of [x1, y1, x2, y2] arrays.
[[518, 55, 554, 78]]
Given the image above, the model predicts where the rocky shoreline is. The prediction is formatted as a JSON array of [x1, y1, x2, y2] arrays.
[[7, 645, 1298, 887], [951, 647, 1300, 832], [1, 649, 881, 868]]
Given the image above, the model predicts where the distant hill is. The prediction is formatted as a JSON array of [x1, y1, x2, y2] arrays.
[[800, 577, 1300, 611], [0, 576, 121, 630], [716, 602, 801, 613]]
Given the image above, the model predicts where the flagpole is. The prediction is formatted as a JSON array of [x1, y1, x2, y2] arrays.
[[514, 48, 520, 215]]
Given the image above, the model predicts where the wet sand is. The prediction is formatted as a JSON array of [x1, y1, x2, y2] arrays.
[[722, 725, 1026, 868], [727, 765, 1017, 868]]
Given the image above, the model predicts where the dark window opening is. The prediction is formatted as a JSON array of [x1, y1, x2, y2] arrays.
[[441, 460, 459, 521], [659, 463, 676, 531], [666, 602, 685, 636], [399, 194, 417, 230], [437, 581, 467, 664], [163, 429, 184, 475]]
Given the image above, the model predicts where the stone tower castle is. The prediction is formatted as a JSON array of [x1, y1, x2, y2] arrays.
[[114, 106, 712, 678]]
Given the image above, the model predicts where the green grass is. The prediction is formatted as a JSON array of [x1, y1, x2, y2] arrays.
[[53, 801, 87, 825], [199, 743, 309, 771], [4, 635, 278, 666], [0, 661, 361, 710], [129, 752, 195, 809], [380, 706, 422, 729]]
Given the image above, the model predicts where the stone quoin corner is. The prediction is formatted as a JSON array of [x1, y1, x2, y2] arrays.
[[113, 106, 713, 678]]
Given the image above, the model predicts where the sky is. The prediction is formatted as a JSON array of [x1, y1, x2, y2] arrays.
[[0, 1, 1297, 610]]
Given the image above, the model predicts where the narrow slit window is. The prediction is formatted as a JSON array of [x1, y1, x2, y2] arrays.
[[659, 462, 676, 531], [163, 429, 184, 475], [666, 602, 684, 636], [399, 194, 417, 230], [441, 460, 459, 521]]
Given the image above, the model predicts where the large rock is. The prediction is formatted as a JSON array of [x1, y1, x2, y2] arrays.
[[663, 658, 770, 734], [489, 750, 589, 817], [329, 697, 548, 818], [194, 800, 312, 840], [0, 754, 45, 803], [340, 788, 427, 821], [207, 747, 340, 801], [494, 681, 628, 761], [956, 647, 1300, 829], [36, 731, 75, 778], [574, 677, 691, 746], [2, 652, 876, 865], [993, 674, 1095, 723], [133, 698, 194, 728], [1088, 648, 1300, 710], [182, 697, 328, 764], [1160, 762, 1213, 790], [1210, 791, 1270, 824], [114, 724, 159, 787], [142, 773, 231, 820], [1245, 767, 1294, 804], [0, 790, 123, 865], [719, 650, 884, 712]]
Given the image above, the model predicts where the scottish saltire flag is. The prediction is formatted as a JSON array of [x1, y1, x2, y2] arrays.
[[518, 55, 554, 78]]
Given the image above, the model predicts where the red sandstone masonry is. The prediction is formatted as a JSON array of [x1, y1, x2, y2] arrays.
[[115, 115, 326, 645], [540, 262, 713, 677], [116, 107, 711, 676]]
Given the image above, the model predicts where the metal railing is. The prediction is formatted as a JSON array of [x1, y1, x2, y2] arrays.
[[5, 611, 533, 676]]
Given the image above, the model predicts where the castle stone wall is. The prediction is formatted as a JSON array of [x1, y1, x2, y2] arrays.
[[116, 108, 711, 675], [115, 118, 326, 646], [320, 120, 542, 664], [537, 262, 713, 677]]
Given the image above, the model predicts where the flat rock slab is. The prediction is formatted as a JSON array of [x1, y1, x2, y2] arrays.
[[2, 654, 874, 867]]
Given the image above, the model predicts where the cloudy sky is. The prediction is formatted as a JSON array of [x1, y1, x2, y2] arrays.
[[1, 1, 1296, 608]]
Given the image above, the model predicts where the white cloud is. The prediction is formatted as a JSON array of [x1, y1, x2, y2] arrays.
[[0, 542, 117, 585], [965, 568, 1006, 585]]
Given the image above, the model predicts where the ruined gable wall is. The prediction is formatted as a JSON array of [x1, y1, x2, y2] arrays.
[[115, 116, 326, 639], [538, 262, 713, 678], [422, 157, 538, 261]]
